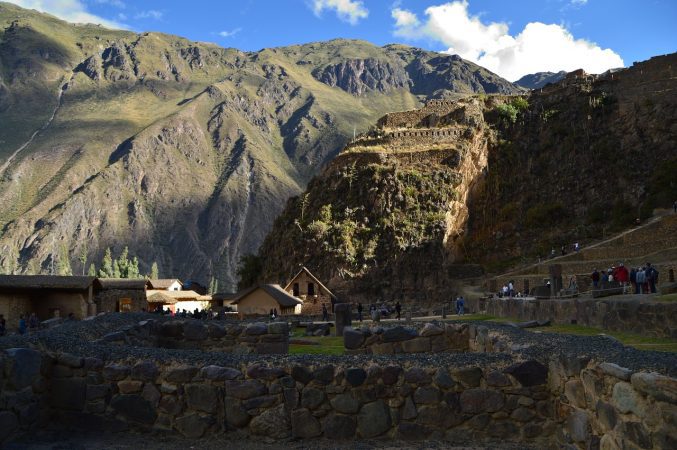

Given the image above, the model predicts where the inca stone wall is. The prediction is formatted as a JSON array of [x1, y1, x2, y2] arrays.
[[98, 318, 290, 354], [344, 323, 471, 354], [470, 297, 677, 338]]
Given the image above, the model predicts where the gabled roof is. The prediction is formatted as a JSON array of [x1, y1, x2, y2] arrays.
[[95, 278, 148, 290], [147, 291, 178, 304], [148, 279, 183, 289], [284, 266, 336, 299], [146, 290, 200, 301], [0, 275, 95, 290], [231, 284, 302, 307]]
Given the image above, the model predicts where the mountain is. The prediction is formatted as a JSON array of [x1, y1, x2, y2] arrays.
[[515, 71, 567, 89], [0, 2, 522, 290], [256, 55, 677, 303]]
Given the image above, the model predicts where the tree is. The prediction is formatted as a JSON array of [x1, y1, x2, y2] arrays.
[[117, 246, 129, 278], [57, 243, 72, 276], [300, 193, 310, 222], [79, 242, 88, 275], [87, 263, 97, 276], [98, 248, 113, 278], [237, 254, 262, 290], [112, 260, 121, 278], [128, 256, 141, 278], [150, 261, 159, 279]]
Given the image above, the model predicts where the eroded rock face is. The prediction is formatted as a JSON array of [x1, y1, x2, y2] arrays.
[[313, 58, 410, 95]]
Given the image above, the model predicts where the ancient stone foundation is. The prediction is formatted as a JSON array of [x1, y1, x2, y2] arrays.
[[1, 314, 675, 448]]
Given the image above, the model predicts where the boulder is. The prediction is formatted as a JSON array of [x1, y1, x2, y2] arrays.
[[612, 381, 644, 415], [596, 400, 617, 432], [503, 360, 548, 386], [420, 323, 444, 337], [313, 365, 335, 383], [330, 394, 360, 414], [225, 402, 251, 428], [345, 367, 367, 386], [631, 372, 677, 403], [301, 387, 325, 410], [565, 380, 586, 408], [185, 384, 218, 413], [110, 394, 157, 424], [486, 371, 511, 387], [249, 404, 290, 439], [404, 367, 432, 384], [3, 348, 42, 389], [174, 413, 212, 438], [401, 337, 431, 353], [323, 413, 357, 439], [401, 396, 417, 420], [246, 365, 286, 380], [267, 322, 289, 335], [291, 365, 313, 384], [131, 361, 158, 382], [103, 364, 130, 381], [291, 408, 322, 438], [165, 365, 198, 383], [452, 367, 483, 387], [567, 409, 589, 443], [382, 326, 417, 342], [183, 321, 207, 340], [225, 380, 267, 400], [200, 365, 241, 381], [357, 400, 391, 438], [382, 366, 403, 385], [433, 369, 455, 389], [599, 362, 633, 381], [343, 328, 365, 350], [413, 386, 441, 405], [160, 321, 183, 337], [460, 389, 504, 414], [245, 322, 268, 336]]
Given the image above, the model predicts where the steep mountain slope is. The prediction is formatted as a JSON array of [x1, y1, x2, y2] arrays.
[[257, 54, 676, 303], [515, 71, 567, 89], [0, 2, 521, 289]]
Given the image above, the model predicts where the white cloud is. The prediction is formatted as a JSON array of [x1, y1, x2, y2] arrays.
[[571, 0, 588, 5], [134, 10, 163, 20], [6, 0, 126, 28], [218, 28, 242, 38], [392, 1, 624, 81], [311, 0, 368, 25], [92, 0, 126, 8]]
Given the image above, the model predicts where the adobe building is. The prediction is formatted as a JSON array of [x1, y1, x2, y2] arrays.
[[0, 275, 148, 327], [147, 279, 183, 291], [231, 284, 302, 317], [284, 266, 337, 314]]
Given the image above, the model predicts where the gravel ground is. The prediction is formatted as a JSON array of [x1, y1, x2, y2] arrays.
[[6, 430, 539, 450], [1, 313, 675, 376]]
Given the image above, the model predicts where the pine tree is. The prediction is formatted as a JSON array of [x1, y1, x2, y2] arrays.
[[98, 248, 113, 278], [57, 243, 72, 276], [78, 242, 88, 275], [150, 261, 159, 279], [128, 256, 141, 278], [208, 277, 215, 295], [87, 263, 97, 276], [112, 260, 121, 278], [117, 246, 129, 278], [214, 279, 219, 295]]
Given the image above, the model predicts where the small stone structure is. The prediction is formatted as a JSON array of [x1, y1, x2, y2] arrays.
[[344, 323, 470, 354], [98, 318, 289, 354]]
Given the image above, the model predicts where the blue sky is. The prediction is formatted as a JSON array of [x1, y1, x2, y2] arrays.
[[8, 0, 677, 80]]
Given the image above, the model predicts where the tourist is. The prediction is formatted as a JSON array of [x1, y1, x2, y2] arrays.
[[508, 281, 514, 297], [607, 268, 614, 283], [561, 245, 566, 256], [501, 285, 509, 297], [550, 248, 556, 258], [591, 268, 600, 289], [616, 263, 629, 293], [357, 303, 363, 322], [274, 308, 278, 318], [646, 263, 658, 294], [28, 313, 38, 333], [457, 296, 465, 315], [630, 267, 638, 294], [322, 304, 329, 322], [636, 267, 646, 294], [574, 242, 580, 252], [18, 315, 27, 335], [0, 314, 6, 336], [395, 301, 402, 320]]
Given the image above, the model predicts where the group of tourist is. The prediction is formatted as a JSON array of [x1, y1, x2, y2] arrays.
[[498, 280, 516, 298], [591, 262, 659, 294]]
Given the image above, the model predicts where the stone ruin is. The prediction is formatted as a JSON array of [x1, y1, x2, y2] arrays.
[[0, 313, 675, 448]]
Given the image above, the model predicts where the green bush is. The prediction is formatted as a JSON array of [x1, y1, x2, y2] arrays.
[[511, 97, 529, 111], [496, 103, 518, 124]]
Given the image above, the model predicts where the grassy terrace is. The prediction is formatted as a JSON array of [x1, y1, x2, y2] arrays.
[[288, 313, 677, 355]]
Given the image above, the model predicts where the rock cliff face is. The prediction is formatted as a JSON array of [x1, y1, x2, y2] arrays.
[[258, 53, 677, 302], [0, 3, 522, 289], [515, 71, 567, 90]]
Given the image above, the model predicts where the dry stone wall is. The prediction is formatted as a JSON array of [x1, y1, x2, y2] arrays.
[[344, 323, 470, 354], [98, 318, 290, 354]]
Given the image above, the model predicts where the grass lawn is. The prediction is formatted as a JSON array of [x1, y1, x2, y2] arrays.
[[289, 328, 345, 355], [655, 293, 677, 303]]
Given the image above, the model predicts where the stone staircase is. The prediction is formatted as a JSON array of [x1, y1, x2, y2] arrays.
[[487, 213, 677, 294]]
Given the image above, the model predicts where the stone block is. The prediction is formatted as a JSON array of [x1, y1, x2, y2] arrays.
[[225, 401, 250, 428], [433, 369, 455, 389], [345, 367, 367, 386], [631, 372, 677, 403], [245, 322, 268, 336], [596, 400, 617, 432], [401, 396, 417, 420], [460, 389, 504, 414], [413, 386, 441, 405], [225, 380, 267, 400], [207, 323, 226, 338], [343, 328, 365, 350], [357, 400, 391, 438], [50, 377, 87, 411], [57, 353, 84, 368], [200, 365, 241, 381], [452, 367, 482, 387], [565, 380, 586, 408], [382, 326, 417, 342], [87, 384, 110, 401], [4, 348, 42, 389], [160, 321, 183, 337], [417, 405, 463, 428], [401, 337, 431, 353], [599, 362, 633, 381], [175, 413, 213, 438], [301, 386, 325, 410], [267, 322, 289, 335], [291, 408, 322, 438], [165, 366, 198, 383], [110, 394, 157, 425], [382, 366, 403, 385], [398, 422, 432, 440], [405, 367, 432, 384], [421, 323, 444, 337], [330, 393, 360, 414], [131, 361, 158, 382], [185, 384, 218, 413], [103, 364, 130, 381], [246, 365, 286, 380], [118, 380, 143, 394], [486, 371, 511, 387], [323, 413, 357, 439], [249, 404, 290, 439], [334, 303, 352, 337], [313, 365, 335, 384], [142, 383, 160, 408], [567, 408, 589, 443], [510, 407, 536, 422], [612, 381, 645, 415]]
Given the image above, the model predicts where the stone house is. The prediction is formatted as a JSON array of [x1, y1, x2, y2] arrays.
[[148, 279, 183, 291], [232, 284, 302, 317], [284, 266, 336, 315], [94, 278, 149, 313], [0, 275, 148, 327]]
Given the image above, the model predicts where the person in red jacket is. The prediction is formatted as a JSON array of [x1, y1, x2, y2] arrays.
[[616, 263, 629, 293]]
